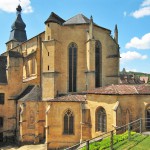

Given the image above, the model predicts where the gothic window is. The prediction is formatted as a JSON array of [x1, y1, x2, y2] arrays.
[[0, 117, 3, 127], [96, 107, 106, 132], [95, 41, 102, 87], [68, 43, 77, 92], [0, 93, 4, 104], [64, 109, 74, 134]]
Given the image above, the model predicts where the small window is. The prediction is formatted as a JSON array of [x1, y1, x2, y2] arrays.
[[48, 52, 49, 56], [0, 117, 3, 127], [64, 109, 74, 135], [0, 93, 4, 104], [48, 24, 49, 27], [48, 65, 49, 71]]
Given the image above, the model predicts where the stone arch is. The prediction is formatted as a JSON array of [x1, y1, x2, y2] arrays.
[[63, 109, 74, 134], [95, 106, 106, 132]]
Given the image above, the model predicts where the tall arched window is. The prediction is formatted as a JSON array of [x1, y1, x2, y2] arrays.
[[64, 109, 74, 134], [68, 43, 77, 92], [96, 107, 106, 132], [95, 41, 102, 87]]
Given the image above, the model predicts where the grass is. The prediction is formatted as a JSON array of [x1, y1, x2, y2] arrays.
[[81, 132, 150, 150]]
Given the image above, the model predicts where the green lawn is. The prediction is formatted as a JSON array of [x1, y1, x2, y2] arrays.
[[111, 134, 150, 150], [81, 132, 150, 150]]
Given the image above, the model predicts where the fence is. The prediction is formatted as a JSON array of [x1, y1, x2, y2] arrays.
[[66, 118, 150, 150]]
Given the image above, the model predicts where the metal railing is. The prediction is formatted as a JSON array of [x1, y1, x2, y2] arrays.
[[66, 118, 150, 150]]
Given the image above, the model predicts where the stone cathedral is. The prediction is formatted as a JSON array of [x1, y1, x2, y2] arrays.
[[0, 5, 150, 149]]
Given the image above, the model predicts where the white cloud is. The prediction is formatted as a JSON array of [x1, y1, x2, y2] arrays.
[[120, 51, 148, 61], [125, 33, 150, 50], [131, 0, 150, 18], [142, 0, 150, 7], [0, 0, 33, 13], [131, 6, 150, 18]]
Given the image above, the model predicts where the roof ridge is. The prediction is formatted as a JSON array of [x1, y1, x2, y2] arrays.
[[134, 85, 139, 94]]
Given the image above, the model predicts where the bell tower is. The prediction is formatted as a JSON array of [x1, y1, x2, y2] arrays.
[[6, 5, 27, 50]]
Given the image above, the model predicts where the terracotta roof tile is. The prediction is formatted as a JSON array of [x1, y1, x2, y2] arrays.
[[84, 84, 150, 95], [47, 94, 86, 102]]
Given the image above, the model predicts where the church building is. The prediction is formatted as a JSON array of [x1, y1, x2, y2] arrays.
[[0, 5, 150, 149]]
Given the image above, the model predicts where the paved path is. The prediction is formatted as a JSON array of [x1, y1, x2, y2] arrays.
[[0, 144, 46, 150]]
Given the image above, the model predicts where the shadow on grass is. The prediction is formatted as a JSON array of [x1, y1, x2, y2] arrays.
[[113, 134, 148, 150]]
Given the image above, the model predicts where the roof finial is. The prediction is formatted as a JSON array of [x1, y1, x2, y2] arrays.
[[16, 4, 22, 13]]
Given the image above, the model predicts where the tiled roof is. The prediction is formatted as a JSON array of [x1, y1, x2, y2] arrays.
[[17, 85, 41, 101], [63, 13, 110, 31], [63, 14, 91, 25], [45, 12, 65, 25], [47, 94, 86, 102], [0, 56, 7, 83], [84, 84, 150, 95]]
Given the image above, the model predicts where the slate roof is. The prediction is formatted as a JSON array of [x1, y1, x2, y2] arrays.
[[63, 14, 91, 25], [84, 84, 150, 95], [17, 85, 41, 101], [9, 51, 22, 58], [47, 94, 86, 102], [63, 13, 110, 31], [0, 56, 7, 83], [45, 12, 65, 25], [9, 5, 27, 42], [1, 51, 22, 58]]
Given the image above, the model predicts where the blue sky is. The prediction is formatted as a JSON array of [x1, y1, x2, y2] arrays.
[[0, 0, 150, 73]]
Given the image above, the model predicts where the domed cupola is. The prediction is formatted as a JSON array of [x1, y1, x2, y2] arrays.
[[9, 5, 27, 42]]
